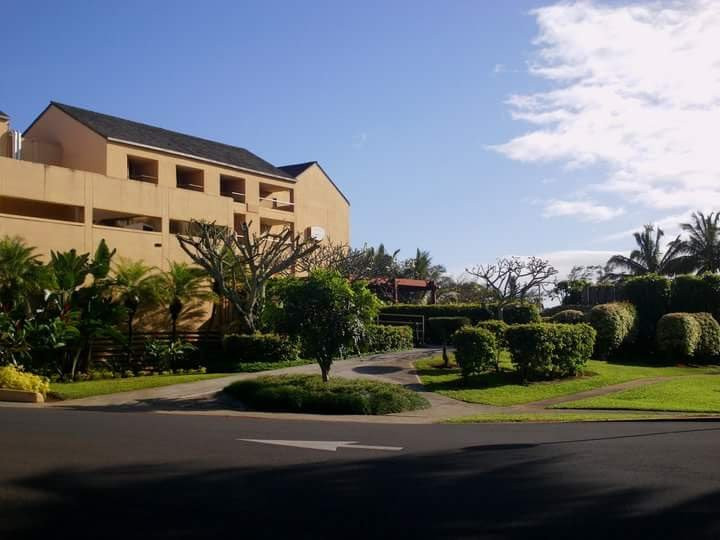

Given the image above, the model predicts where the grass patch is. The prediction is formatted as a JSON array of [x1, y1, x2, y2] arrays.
[[224, 374, 429, 415], [554, 375, 720, 413], [229, 358, 314, 372], [415, 353, 720, 406], [446, 412, 691, 424], [50, 373, 231, 401]]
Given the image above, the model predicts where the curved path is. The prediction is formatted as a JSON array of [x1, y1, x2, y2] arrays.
[[40, 348, 717, 423]]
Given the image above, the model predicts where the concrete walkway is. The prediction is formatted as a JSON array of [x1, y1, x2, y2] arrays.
[[41, 347, 720, 424]]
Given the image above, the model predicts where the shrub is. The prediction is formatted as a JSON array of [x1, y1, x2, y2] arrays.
[[542, 304, 592, 317], [360, 324, 414, 353], [623, 274, 671, 344], [502, 303, 542, 325], [690, 312, 720, 360], [551, 309, 586, 324], [222, 333, 300, 367], [476, 320, 509, 372], [0, 365, 50, 395], [588, 302, 637, 359], [505, 323, 596, 381], [453, 327, 497, 379], [656, 313, 701, 359], [224, 374, 429, 415], [143, 339, 198, 371], [427, 317, 471, 343]]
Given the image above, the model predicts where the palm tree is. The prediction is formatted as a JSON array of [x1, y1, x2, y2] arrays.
[[0, 236, 48, 316], [112, 259, 159, 365], [156, 262, 213, 340], [674, 212, 720, 273], [606, 225, 687, 277], [403, 249, 446, 281]]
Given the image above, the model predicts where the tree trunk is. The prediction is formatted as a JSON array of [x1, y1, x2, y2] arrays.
[[442, 340, 449, 368], [320, 362, 330, 382], [171, 317, 178, 342], [126, 310, 135, 370]]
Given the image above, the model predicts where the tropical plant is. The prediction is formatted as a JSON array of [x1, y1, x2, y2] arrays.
[[401, 249, 446, 281], [674, 212, 720, 273], [605, 225, 687, 278], [0, 236, 48, 317], [156, 262, 213, 340], [111, 258, 159, 366]]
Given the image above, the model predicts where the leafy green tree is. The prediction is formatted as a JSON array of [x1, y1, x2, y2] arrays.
[[156, 262, 213, 340], [271, 270, 380, 381], [0, 236, 49, 317], [44, 240, 121, 378], [112, 258, 159, 366], [606, 225, 687, 278], [674, 212, 720, 273]]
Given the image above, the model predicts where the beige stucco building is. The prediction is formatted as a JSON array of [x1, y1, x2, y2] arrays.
[[0, 102, 350, 269]]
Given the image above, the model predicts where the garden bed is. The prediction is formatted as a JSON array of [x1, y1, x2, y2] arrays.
[[224, 374, 429, 415]]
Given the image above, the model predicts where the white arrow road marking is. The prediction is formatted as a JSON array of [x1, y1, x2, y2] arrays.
[[237, 439, 403, 452]]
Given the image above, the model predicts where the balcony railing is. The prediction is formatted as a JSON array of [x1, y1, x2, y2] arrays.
[[259, 196, 294, 212], [222, 190, 246, 203], [177, 182, 204, 192]]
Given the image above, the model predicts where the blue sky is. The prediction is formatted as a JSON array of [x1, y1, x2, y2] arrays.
[[3, 1, 718, 278]]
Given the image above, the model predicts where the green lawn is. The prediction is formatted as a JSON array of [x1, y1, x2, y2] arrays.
[[415, 353, 720, 406], [554, 375, 720, 413], [50, 373, 232, 400], [445, 412, 694, 424]]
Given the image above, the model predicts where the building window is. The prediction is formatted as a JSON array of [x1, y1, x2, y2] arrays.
[[176, 165, 204, 192], [0, 196, 84, 223], [169, 219, 203, 236], [93, 209, 161, 232], [220, 175, 245, 203], [127, 156, 158, 184]]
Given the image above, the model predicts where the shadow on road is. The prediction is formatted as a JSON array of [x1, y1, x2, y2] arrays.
[[3, 442, 720, 539]]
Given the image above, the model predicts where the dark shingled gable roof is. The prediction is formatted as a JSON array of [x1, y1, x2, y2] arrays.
[[45, 102, 294, 180], [280, 161, 350, 206], [0, 110, 8, 120], [278, 161, 316, 177]]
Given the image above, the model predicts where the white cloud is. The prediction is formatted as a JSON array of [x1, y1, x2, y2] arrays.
[[539, 249, 617, 279], [493, 0, 720, 219], [542, 199, 624, 222], [352, 132, 368, 149]]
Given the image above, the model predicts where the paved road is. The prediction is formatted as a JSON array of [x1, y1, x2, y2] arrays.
[[2, 407, 720, 539]]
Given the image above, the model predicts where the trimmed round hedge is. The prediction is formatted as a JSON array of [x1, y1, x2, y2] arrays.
[[453, 327, 497, 379], [505, 323, 596, 381], [588, 302, 637, 359], [690, 312, 720, 359], [427, 316, 471, 344], [360, 324, 414, 353], [656, 313, 701, 359], [551, 309, 586, 324], [224, 374, 429, 415]]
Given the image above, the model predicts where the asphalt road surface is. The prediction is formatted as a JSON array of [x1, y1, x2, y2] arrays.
[[2, 408, 720, 539]]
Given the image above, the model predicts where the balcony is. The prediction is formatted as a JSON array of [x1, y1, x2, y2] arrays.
[[176, 165, 204, 192], [220, 175, 246, 203], [259, 183, 294, 212]]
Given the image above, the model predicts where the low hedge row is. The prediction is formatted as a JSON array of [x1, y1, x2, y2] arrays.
[[224, 374, 430, 415], [360, 324, 414, 353], [587, 302, 637, 359], [505, 323, 596, 381], [221, 333, 300, 369], [656, 312, 720, 361], [380, 303, 541, 343]]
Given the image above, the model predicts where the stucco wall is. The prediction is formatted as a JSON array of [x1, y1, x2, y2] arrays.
[[23, 105, 107, 173], [293, 164, 350, 245]]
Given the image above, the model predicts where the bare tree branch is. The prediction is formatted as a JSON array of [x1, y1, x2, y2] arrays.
[[177, 220, 319, 332], [466, 256, 558, 318]]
